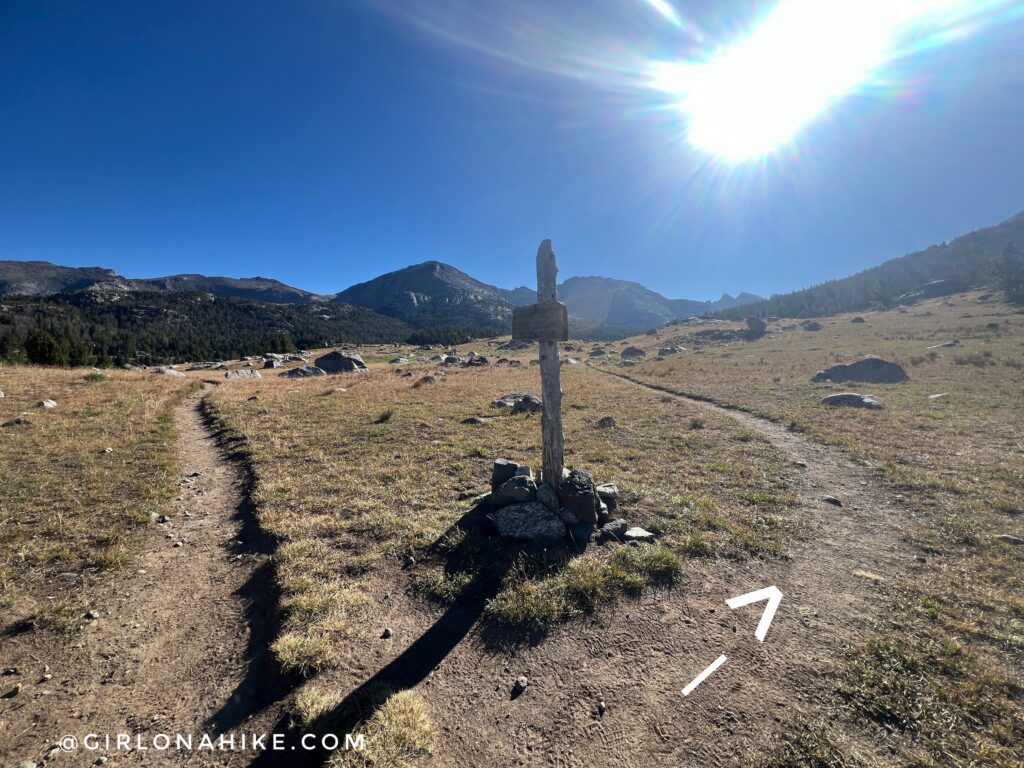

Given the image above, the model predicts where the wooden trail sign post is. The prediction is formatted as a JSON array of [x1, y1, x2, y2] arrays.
[[511, 240, 568, 486]]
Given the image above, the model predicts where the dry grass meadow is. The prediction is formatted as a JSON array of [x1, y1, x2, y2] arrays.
[[206, 356, 798, 677], [0, 367, 194, 630], [1, 292, 1020, 767]]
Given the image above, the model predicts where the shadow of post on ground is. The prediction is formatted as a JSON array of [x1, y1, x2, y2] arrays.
[[249, 496, 591, 767]]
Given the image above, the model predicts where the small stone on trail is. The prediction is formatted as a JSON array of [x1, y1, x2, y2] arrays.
[[85, 609, 100, 620], [38, 399, 57, 409], [102, 447, 113, 454], [172, 541, 183, 548], [623, 527, 656, 543], [512, 675, 529, 696], [596, 416, 616, 428], [2, 683, 22, 698], [822, 495, 843, 507], [381, 627, 393, 639], [225, 369, 261, 380], [2, 417, 32, 427], [598, 700, 607, 715], [461, 416, 489, 425]]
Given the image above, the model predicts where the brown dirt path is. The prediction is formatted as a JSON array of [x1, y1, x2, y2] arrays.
[[0, 386, 287, 767], [326, 366, 923, 767]]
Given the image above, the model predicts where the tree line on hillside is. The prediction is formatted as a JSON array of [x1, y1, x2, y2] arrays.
[[0, 291, 399, 367], [0, 291, 509, 367], [717, 243, 1023, 320]]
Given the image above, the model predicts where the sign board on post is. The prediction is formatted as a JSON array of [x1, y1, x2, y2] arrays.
[[511, 302, 569, 343]]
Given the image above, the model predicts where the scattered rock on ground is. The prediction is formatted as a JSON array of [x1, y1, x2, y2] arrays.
[[589, 348, 607, 357], [512, 675, 529, 696], [801, 321, 823, 331], [658, 346, 685, 355], [37, 399, 57, 409], [928, 393, 948, 401], [596, 416, 616, 428], [279, 365, 326, 378], [821, 392, 883, 410], [512, 394, 544, 415], [2, 417, 32, 427], [461, 416, 489, 425], [601, 518, 629, 539], [154, 367, 186, 377], [822, 495, 843, 506], [494, 503, 566, 540], [623, 526, 656, 543], [315, 350, 367, 373], [620, 346, 646, 360], [851, 316, 866, 323], [812, 356, 908, 384], [994, 534, 1023, 545], [225, 370, 261, 380], [746, 317, 767, 335]]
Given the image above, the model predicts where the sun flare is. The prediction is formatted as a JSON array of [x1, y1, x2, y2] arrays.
[[648, 0, 1008, 162]]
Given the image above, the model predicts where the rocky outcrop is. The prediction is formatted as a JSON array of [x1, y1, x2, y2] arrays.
[[315, 351, 367, 373]]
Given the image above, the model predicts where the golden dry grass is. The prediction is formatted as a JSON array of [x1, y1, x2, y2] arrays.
[[329, 690, 435, 768], [0, 365, 193, 621], [206, 353, 797, 672]]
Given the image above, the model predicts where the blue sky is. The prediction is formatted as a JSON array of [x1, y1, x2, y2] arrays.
[[2, 0, 1023, 300]]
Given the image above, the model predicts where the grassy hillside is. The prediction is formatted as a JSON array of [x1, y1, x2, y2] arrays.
[[722, 210, 1024, 319]]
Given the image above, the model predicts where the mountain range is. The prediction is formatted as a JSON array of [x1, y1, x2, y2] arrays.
[[0, 259, 761, 338]]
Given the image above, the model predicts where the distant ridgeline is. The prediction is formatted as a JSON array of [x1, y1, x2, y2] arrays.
[[0, 292, 416, 367], [716, 210, 1024, 320]]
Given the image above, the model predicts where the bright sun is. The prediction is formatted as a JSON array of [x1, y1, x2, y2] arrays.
[[650, 1, 941, 162]]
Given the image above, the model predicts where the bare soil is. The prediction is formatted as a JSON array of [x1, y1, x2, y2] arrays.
[[1, 386, 286, 766]]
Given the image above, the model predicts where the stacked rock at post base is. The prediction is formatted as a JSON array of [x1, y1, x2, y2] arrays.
[[484, 459, 651, 545]]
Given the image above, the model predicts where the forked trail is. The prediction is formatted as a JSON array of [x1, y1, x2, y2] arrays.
[[480, 365, 920, 766]]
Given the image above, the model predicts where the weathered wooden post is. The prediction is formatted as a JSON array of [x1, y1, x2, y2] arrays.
[[511, 240, 568, 486]]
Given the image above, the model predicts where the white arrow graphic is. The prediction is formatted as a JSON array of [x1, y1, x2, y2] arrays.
[[726, 585, 783, 642], [682, 586, 783, 696]]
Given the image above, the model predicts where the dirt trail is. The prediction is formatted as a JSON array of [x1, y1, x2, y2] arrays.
[[340, 366, 921, 767], [1, 386, 285, 766]]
